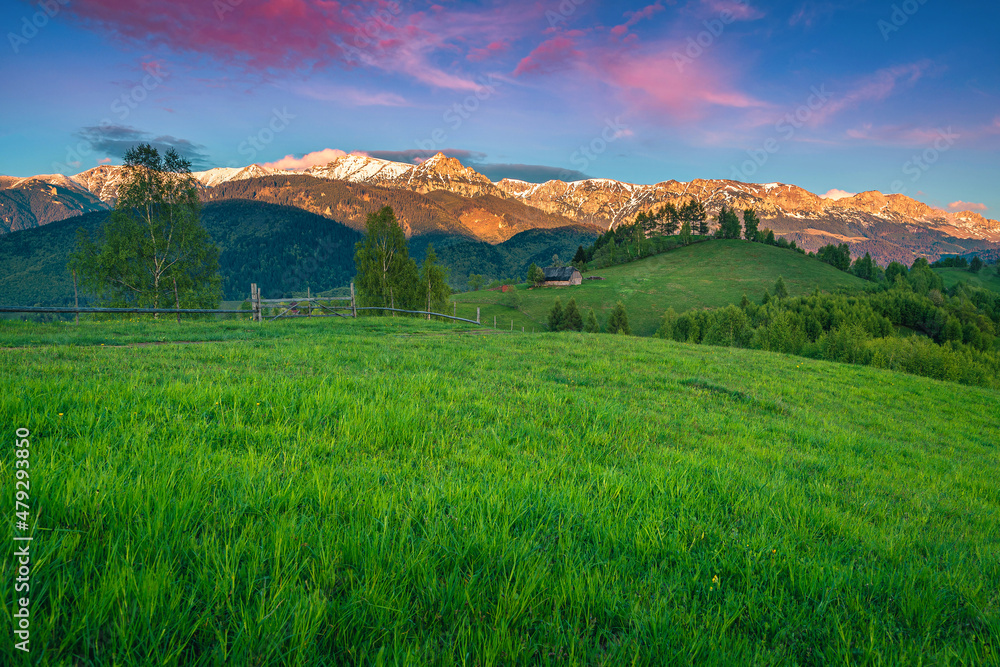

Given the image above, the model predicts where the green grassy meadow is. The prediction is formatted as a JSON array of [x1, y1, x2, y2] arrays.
[[454, 241, 868, 335], [1, 317, 998, 665], [935, 267, 1000, 294]]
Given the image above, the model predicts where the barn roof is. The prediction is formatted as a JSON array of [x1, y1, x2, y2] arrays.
[[544, 266, 578, 281]]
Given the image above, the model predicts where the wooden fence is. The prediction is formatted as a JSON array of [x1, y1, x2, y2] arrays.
[[1, 282, 513, 330]]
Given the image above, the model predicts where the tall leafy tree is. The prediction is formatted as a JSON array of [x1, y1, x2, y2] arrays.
[[528, 263, 546, 286], [885, 261, 908, 285], [851, 252, 876, 281], [817, 243, 852, 271], [419, 244, 450, 317], [69, 144, 221, 312], [468, 274, 485, 291], [354, 205, 418, 310], [969, 256, 984, 273], [743, 208, 760, 241], [572, 245, 587, 266], [679, 220, 692, 246]]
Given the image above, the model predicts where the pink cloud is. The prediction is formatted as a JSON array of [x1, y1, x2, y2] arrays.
[[292, 83, 410, 107], [97, 157, 112, 165], [819, 189, 856, 200], [593, 48, 766, 120], [64, 0, 534, 92], [845, 123, 959, 146], [468, 40, 509, 62], [947, 201, 988, 212], [262, 148, 368, 171], [611, 2, 665, 38], [513, 36, 583, 76], [809, 61, 933, 127], [701, 0, 764, 21]]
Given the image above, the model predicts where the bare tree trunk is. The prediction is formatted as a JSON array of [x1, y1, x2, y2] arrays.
[[153, 273, 160, 319]]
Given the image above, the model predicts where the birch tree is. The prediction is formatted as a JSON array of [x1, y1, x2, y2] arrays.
[[69, 144, 220, 313]]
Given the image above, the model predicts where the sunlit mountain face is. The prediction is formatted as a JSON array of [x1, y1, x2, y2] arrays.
[[1, 1, 997, 224]]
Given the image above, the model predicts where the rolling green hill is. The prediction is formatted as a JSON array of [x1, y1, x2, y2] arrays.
[[454, 240, 869, 335], [0, 201, 594, 307], [0, 202, 364, 306], [935, 266, 1000, 294], [1, 317, 996, 664]]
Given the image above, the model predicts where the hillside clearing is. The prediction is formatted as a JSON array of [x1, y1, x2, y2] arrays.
[[454, 240, 868, 335]]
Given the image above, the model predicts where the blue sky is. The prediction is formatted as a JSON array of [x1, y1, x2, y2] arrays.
[[1, 0, 997, 214]]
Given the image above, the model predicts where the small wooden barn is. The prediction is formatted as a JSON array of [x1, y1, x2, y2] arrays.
[[543, 267, 582, 286]]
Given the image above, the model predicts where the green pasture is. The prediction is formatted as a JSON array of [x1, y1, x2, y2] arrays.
[[454, 240, 868, 335], [1, 317, 997, 665]]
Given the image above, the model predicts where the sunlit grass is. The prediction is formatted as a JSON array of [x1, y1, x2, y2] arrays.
[[1, 317, 997, 665]]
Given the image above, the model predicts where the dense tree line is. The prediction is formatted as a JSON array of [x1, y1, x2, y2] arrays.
[[656, 268, 1000, 389], [547, 298, 629, 334], [581, 203, 802, 271], [931, 255, 988, 274]]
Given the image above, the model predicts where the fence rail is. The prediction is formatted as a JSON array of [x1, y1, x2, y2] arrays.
[[4, 282, 517, 331], [0, 306, 248, 315]]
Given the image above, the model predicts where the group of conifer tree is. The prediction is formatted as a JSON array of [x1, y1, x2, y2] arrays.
[[548, 297, 630, 334]]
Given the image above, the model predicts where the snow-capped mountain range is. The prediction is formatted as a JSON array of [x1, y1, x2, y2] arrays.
[[2, 152, 998, 265]]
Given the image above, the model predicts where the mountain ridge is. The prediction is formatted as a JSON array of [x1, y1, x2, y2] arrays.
[[2, 152, 997, 264]]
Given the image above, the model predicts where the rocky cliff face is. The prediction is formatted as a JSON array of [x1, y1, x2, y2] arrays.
[[3, 152, 997, 263]]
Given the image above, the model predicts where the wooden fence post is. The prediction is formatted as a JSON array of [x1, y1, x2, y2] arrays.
[[453, 302, 456, 317], [350, 282, 357, 318], [306, 286, 311, 317], [251, 283, 260, 322], [510, 319, 513, 331], [476, 307, 480, 324]]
